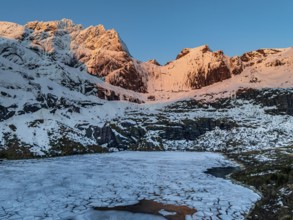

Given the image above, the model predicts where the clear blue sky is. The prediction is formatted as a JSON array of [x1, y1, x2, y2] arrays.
[[1, 0, 292, 64]]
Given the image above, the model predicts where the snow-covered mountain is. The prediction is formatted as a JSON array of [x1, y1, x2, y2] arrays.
[[0, 19, 293, 158]]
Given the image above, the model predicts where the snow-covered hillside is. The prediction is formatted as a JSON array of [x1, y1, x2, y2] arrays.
[[0, 19, 293, 158]]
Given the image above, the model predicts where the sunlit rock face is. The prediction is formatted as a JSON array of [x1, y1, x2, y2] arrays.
[[22, 19, 148, 93], [24, 19, 130, 75]]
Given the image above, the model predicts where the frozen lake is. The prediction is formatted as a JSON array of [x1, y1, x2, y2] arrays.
[[0, 152, 260, 219]]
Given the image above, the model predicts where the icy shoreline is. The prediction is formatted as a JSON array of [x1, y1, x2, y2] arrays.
[[0, 152, 260, 219]]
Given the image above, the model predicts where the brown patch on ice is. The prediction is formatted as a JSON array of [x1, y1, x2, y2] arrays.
[[94, 199, 196, 220]]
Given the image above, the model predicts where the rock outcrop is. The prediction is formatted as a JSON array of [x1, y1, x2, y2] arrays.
[[1, 19, 148, 94]]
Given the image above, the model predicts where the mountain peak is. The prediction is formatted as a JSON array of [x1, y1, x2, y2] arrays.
[[25, 18, 83, 32], [146, 59, 161, 66], [0, 21, 26, 40], [176, 45, 211, 60]]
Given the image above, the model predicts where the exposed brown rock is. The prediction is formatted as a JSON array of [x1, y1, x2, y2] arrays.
[[106, 63, 147, 93], [265, 59, 286, 67], [230, 56, 243, 75], [186, 62, 232, 89], [147, 59, 161, 66], [206, 61, 231, 84], [94, 199, 196, 220], [97, 85, 144, 103], [176, 48, 191, 60], [240, 49, 282, 63]]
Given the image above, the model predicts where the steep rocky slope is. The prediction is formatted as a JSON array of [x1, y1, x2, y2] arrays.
[[0, 19, 293, 158], [0, 19, 148, 94], [143, 45, 243, 92]]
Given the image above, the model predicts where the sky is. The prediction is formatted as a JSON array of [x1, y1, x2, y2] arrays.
[[1, 0, 293, 64]]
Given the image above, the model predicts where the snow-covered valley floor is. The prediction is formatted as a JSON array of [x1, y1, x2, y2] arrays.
[[0, 152, 260, 220]]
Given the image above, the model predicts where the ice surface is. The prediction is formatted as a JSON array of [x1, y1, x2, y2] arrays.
[[0, 152, 260, 219], [74, 210, 166, 220]]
